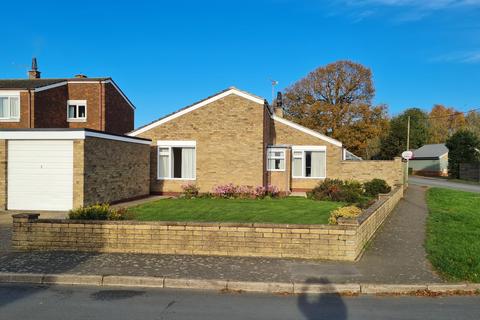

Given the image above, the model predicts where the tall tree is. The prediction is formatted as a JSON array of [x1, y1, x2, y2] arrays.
[[282, 60, 388, 158], [466, 110, 480, 137], [379, 108, 429, 159], [427, 104, 466, 143], [445, 130, 480, 178]]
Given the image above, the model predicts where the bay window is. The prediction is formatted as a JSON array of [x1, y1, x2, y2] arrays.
[[0, 95, 20, 121], [157, 141, 196, 180], [267, 148, 285, 171], [292, 146, 326, 178]]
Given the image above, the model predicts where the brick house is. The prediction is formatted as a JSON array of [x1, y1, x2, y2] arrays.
[[0, 59, 134, 135], [129, 87, 403, 195]]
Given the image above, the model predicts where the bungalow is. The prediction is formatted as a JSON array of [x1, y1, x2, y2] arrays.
[[0, 86, 403, 211], [129, 87, 403, 195]]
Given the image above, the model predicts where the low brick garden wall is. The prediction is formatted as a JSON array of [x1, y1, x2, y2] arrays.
[[12, 186, 404, 261]]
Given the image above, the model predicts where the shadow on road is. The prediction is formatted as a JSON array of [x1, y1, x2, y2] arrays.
[[297, 278, 347, 320]]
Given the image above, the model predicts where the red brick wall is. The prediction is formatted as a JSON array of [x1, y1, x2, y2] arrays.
[[33, 85, 69, 128], [66, 83, 103, 131], [104, 82, 134, 134], [0, 91, 32, 129]]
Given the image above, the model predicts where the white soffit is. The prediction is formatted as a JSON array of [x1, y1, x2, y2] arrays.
[[0, 130, 151, 145]]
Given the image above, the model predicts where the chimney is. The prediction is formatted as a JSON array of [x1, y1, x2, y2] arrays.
[[28, 57, 41, 79], [74, 74, 87, 78], [274, 91, 283, 117]]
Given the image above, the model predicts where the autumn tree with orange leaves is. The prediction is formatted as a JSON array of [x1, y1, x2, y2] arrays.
[[427, 104, 466, 144], [283, 61, 388, 159]]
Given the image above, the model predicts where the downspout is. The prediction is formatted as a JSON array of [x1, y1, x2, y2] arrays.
[[98, 82, 103, 131], [28, 89, 32, 128]]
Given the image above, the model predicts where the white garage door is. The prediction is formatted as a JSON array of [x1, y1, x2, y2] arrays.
[[8, 140, 74, 211]]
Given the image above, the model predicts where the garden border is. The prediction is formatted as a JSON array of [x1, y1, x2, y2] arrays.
[[11, 186, 404, 261]]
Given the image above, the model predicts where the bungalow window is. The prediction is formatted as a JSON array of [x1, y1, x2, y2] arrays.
[[157, 141, 196, 180], [267, 148, 285, 171], [292, 147, 326, 178], [67, 100, 87, 121], [0, 95, 20, 121]]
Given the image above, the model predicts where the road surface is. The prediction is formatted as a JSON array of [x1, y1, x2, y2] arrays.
[[409, 176, 480, 193], [0, 284, 479, 320]]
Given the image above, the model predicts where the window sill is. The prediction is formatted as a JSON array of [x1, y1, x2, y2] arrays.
[[67, 118, 87, 123], [292, 176, 326, 179], [157, 178, 196, 181], [0, 119, 20, 122], [267, 169, 286, 172]]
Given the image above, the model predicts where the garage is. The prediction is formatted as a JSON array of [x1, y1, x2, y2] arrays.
[[0, 129, 151, 212], [8, 140, 73, 211]]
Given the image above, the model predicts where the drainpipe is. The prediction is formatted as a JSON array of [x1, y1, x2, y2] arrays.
[[98, 82, 103, 131]]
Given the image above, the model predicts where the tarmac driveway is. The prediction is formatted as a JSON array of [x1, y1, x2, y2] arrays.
[[409, 176, 480, 193]]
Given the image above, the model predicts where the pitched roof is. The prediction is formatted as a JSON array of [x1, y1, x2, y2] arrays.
[[0, 78, 110, 90], [129, 87, 265, 136], [413, 144, 448, 159]]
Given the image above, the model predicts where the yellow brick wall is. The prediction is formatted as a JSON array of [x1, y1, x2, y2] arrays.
[[11, 186, 403, 261], [137, 94, 265, 193], [83, 137, 150, 206]]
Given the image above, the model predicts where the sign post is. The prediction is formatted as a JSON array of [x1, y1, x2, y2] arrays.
[[402, 150, 413, 184]]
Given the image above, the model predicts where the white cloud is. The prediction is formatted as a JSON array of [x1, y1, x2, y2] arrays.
[[433, 51, 480, 63], [339, 0, 480, 21]]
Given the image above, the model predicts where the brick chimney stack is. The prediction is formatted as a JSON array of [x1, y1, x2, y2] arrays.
[[274, 91, 283, 117], [28, 58, 41, 79]]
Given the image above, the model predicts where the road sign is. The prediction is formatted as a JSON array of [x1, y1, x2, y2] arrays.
[[401, 150, 413, 160]]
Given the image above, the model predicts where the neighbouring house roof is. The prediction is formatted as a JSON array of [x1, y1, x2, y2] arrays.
[[413, 144, 448, 159], [344, 150, 362, 161], [0, 78, 110, 89], [0, 78, 135, 110], [128, 86, 343, 147]]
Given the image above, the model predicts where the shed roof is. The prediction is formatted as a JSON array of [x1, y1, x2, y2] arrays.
[[413, 144, 448, 159]]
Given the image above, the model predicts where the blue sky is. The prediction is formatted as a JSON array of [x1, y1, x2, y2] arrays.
[[1, 0, 479, 127]]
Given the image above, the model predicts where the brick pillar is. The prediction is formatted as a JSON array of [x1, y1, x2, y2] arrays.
[[12, 213, 39, 251]]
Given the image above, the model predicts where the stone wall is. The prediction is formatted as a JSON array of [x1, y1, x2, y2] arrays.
[[12, 186, 403, 261], [82, 137, 150, 206]]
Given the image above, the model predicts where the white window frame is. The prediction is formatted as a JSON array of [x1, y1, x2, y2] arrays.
[[0, 92, 20, 122], [67, 100, 87, 122], [266, 147, 286, 172], [291, 146, 327, 179], [157, 140, 196, 180]]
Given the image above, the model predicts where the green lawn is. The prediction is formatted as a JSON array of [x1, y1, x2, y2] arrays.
[[129, 197, 343, 225], [426, 188, 480, 282]]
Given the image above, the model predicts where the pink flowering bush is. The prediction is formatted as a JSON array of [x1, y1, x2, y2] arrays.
[[181, 183, 200, 199], [211, 183, 280, 199]]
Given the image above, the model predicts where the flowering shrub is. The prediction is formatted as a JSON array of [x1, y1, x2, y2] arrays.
[[328, 206, 362, 225], [68, 204, 131, 221], [211, 184, 280, 199], [181, 183, 200, 199]]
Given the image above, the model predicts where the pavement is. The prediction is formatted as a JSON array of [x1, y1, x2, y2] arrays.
[[1, 185, 466, 295], [1, 283, 480, 320], [409, 176, 480, 193]]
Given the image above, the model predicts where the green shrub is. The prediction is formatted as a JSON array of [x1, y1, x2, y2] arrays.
[[341, 180, 364, 203], [328, 206, 362, 224], [308, 179, 345, 201], [309, 179, 364, 203], [363, 179, 391, 197], [68, 204, 131, 221]]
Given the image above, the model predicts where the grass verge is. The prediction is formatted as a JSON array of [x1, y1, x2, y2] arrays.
[[426, 187, 480, 282]]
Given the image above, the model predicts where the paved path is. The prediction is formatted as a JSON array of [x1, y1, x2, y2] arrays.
[[0, 185, 442, 284], [1, 284, 480, 320], [409, 176, 480, 193]]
